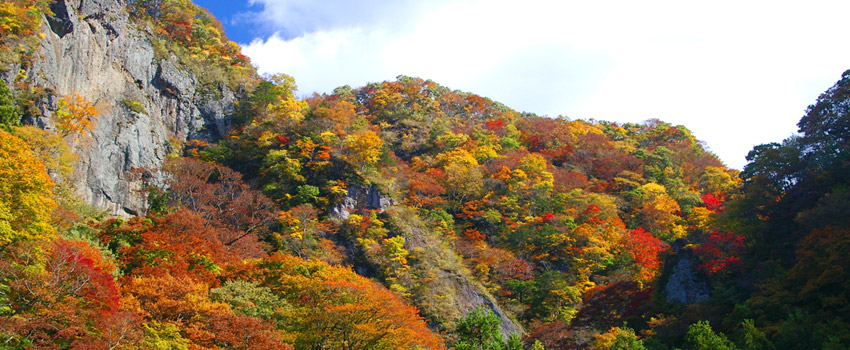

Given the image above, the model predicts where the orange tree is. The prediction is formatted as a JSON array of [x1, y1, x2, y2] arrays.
[[55, 93, 97, 140], [247, 253, 447, 349]]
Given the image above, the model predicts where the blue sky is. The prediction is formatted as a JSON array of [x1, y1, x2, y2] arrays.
[[193, 1, 265, 43], [195, 0, 850, 170]]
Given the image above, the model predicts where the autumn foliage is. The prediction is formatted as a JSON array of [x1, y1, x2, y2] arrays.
[[0, 68, 751, 348], [622, 227, 668, 281], [0, 0, 49, 67], [249, 254, 446, 349], [11, 0, 850, 348], [55, 93, 97, 139], [694, 232, 745, 275], [0, 129, 55, 246]]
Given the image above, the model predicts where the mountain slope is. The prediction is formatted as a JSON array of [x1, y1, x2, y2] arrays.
[[5, 0, 850, 349]]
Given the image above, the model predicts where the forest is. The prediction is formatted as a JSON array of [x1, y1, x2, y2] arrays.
[[2, 0, 850, 349]]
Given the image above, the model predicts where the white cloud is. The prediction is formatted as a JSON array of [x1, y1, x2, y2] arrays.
[[245, 0, 443, 37], [242, 0, 850, 169]]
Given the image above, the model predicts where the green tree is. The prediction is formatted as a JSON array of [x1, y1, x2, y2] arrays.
[[454, 307, 521, 350], [797, 68, 850, 165], [295, 184, 320, 205], [0, 79, 19, 130], [773, 310, 831, 350], [822, 337, 845, 350], [734, 320, 773, 350], [612, 330, 648, 350], [211, 279, 289, 321], [684, 321, 737, 350], [531, 340, 546, 350]]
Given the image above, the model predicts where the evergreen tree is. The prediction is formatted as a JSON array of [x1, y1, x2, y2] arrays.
[[0, 80, 19, 130]]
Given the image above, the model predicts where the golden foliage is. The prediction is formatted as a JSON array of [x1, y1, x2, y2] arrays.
[[0, 129, 55, 247], [12, 125, 77, 179], [256, 254, 446, 349], [345, 129, 384, 167]]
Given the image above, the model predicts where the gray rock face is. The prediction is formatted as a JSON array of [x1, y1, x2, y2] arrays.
[[664, 243, 711, 304], [329, 185, 396, 220], [454, 276, 524, 337], [19, 0, 237, 216]]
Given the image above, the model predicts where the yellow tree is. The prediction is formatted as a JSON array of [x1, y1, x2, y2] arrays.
[[635, 183, 686, 241], [435, 148, 483, 204], [517, 153, 554, 193], [0, 130, 56, 247], [515, 153, 555, 215], [278, 204, 328, 258], [699, 166, 741, 198], [345, 129, 384, 170], [267, 95, 306, 129], [589, 327, 645, 350], [12, 125, 76, 179], [253, 73, 306, 131]]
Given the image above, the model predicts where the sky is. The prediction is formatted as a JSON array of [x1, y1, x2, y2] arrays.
[[194, 0, 850, 170]]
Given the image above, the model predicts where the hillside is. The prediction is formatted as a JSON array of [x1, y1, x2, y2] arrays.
[[1, 0, 849, 349]]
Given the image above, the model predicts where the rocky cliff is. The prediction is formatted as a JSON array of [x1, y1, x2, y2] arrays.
[[12, 0, 237, 216], [329, 184, 397, 220], [663, 240, 711, 304]]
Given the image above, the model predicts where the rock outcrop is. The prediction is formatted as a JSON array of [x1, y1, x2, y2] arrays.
[[17, 0, 236, 215], [664, 240, 711, 304], [329, 184, 396, 220]]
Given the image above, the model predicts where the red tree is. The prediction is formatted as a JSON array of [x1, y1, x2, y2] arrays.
[[701, 193, 724, 213], [695, 232, 745, 275], [622, 227, 668, 271]]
